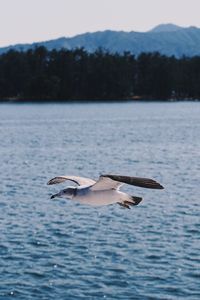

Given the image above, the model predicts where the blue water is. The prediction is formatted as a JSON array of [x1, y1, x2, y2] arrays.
[[0, 102, 199, 300]]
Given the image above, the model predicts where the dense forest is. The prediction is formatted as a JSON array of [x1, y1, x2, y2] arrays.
[[0, 46, 200, 101]]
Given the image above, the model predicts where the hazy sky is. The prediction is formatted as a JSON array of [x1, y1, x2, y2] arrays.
[[0, 0, 200, 47]]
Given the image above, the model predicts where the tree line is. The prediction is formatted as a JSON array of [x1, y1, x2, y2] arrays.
[[0, 46, 200, 101]]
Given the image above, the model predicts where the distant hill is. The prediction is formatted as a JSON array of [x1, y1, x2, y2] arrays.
[[149, 23, 184, 33], [1, 24, 200, 57]]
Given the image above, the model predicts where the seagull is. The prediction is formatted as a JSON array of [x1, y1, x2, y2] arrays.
[[47, 174, 164, 209]]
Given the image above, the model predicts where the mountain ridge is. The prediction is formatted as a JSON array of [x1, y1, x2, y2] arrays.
[[1, 24, 200, 57], [149, 23, 184, 33]]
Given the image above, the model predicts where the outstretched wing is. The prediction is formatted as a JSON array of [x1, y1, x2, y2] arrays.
[[101, 174, 164, 189], [47, 176, 96, 186]]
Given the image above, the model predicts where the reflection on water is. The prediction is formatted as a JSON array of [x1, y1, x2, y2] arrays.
[[0, 102, 200, 299]]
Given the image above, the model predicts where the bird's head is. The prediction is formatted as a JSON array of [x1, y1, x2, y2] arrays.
[[51, 186, 76, 200]]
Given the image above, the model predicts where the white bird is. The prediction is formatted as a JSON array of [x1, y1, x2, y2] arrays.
[[47, 174, 164, 209]]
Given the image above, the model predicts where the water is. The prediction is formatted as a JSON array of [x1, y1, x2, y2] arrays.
[[0, 102, 199, 300]]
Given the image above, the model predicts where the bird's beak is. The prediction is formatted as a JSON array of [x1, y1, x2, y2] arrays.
[[51, 193, 58, 199]]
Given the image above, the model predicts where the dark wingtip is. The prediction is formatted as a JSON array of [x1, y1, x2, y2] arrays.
[[47, 179, 53, 185], [102, 174, 164, 190], [157, 183, 164, 190], [146, 182, 164, 189]]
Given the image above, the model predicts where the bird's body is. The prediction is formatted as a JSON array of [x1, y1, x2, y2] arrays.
[[48, 174, 164, 209], [74, 187, 132, 206]]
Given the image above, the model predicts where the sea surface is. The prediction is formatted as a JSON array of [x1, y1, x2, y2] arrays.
[[0, 102, 199, 300]]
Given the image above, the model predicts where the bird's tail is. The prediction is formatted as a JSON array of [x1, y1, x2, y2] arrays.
[[129, 195, 143, 206], [118, 195, 142, 209]]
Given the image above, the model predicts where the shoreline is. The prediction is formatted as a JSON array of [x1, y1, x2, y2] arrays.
[[0, 98, 200, 104]]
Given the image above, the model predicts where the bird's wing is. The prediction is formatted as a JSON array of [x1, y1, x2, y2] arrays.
[[99, 174, 164, 189], [47, 176, 96, 186], [90, 176, 123, 191]]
